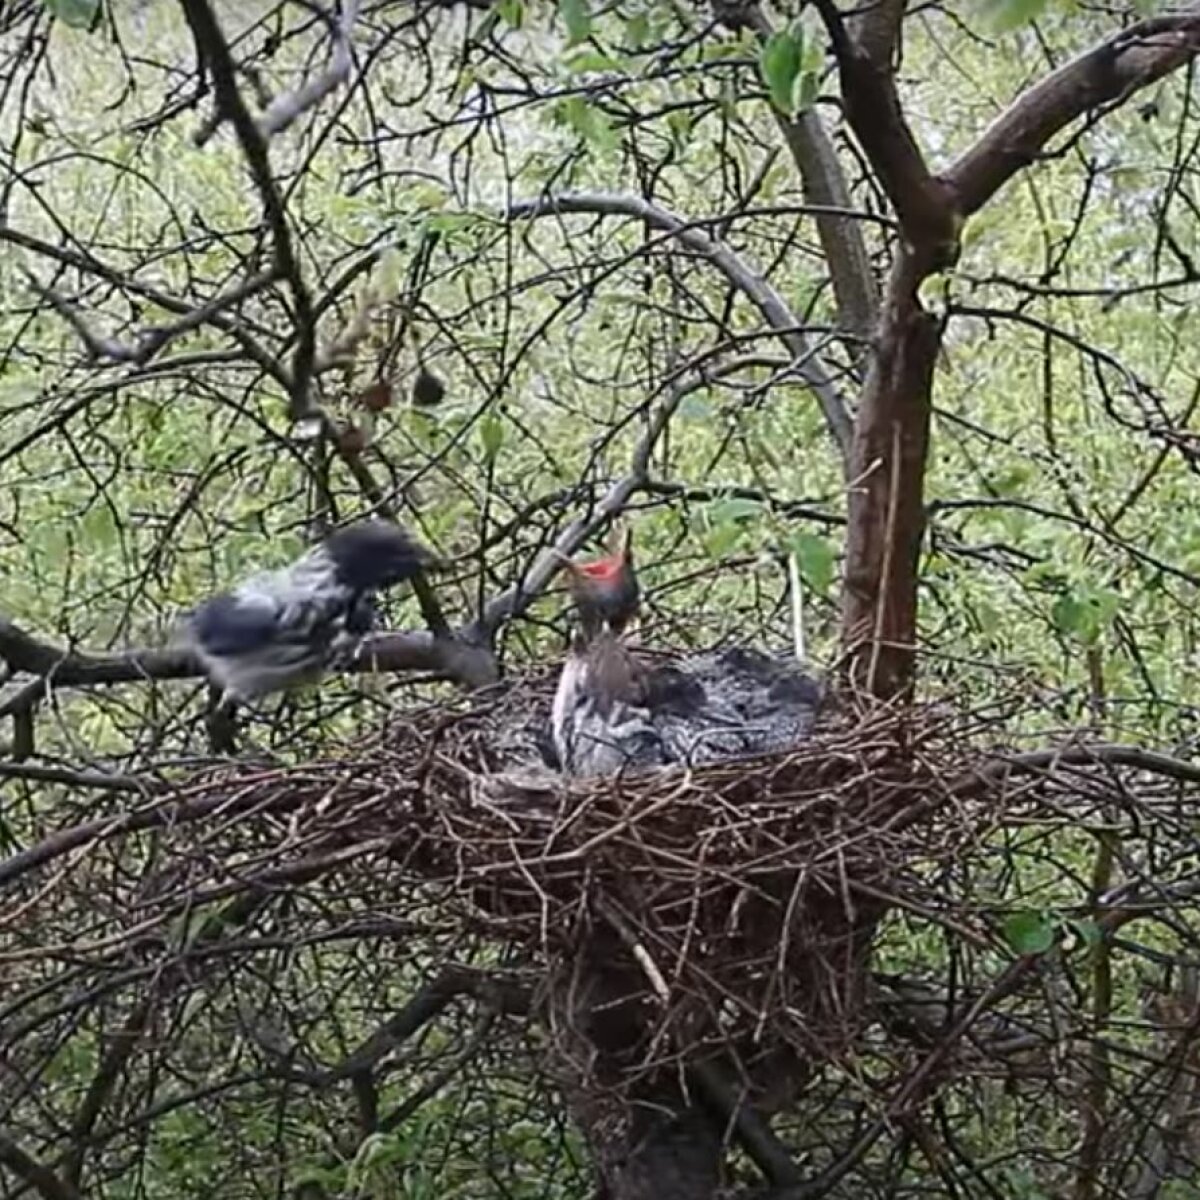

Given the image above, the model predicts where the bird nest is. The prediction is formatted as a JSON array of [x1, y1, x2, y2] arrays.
[[403, 691, 945, 1074], [160, 669, 994, 1086]]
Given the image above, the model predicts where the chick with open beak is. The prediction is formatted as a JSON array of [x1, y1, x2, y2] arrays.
[[550, 527, 658, 777], [547, 524, 824, 778], [562, 526, 640, 638]]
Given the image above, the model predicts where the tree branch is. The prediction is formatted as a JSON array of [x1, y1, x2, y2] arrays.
[[258, 0, 359, 137], [718, 2, 880, 345], [22, 266, 281, 367], [847, 0, 906, 70], [375, 1014, 496, 1133], [946, 10, 1200, 217], [506, 191, 853, 460], [0, 617, 496, 714], [811, 0, 958, 267], [0, 1130, 85, 1200], [690, 1062, 804, 1188], [0, 225, 289, 388], [771, 107, 880, 346], [178, 0, 316, 421]]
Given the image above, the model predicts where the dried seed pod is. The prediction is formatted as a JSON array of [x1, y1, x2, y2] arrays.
[[411, 366, 446, 408], [337, 423, 368, 456], [359, 380, 393, 412]]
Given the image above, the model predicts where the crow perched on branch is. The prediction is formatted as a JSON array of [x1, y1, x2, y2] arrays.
[[181, 519, 437, 706]]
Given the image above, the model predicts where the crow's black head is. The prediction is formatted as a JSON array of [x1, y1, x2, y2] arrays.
[[323, 520, 439, 593]]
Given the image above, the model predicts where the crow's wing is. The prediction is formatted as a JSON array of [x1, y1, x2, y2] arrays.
[[189, 591, 284, 656]]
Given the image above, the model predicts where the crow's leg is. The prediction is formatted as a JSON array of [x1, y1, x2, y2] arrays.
[[204, 686, 240, 755]]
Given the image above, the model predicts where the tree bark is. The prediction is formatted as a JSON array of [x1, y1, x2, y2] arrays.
[[577, 1090, 724, 1200], [772, 107, 879, 350], [550, 962, 725, 1200], [840, 252, 941, 699], [828, 2, 1200, 700]]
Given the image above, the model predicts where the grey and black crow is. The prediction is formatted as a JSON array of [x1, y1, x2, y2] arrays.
[[182, 519, 436, 706]]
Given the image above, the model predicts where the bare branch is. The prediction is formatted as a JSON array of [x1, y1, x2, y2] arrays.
[[718, 2, 880, 343], [0, 762, 159, 794], [0, 1130, 85, 1200], [178, 0, 316, 421], [986, 742, 1200, 789], [947, 10, 1200, 217], [691, 1062, 804, 1188], [770, 108, 880, 345], [0, 225, 289, 386], [811, 0, 958, 266], [0, 616, 496, 713], [376, 1014, 496, 1133], [505, 191, 853, 460], [22, 266, 281, 366], [847, 0, 906, 70], [258, 0, 360, 137]]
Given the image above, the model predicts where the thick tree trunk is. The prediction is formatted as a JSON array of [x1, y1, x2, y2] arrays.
[[574, 1086, 724, 1200], [827, 4, 1200, 699], [549, 960, 724, 1200], [559, 9, 1200, 1194], [839, 251, 941, 699]]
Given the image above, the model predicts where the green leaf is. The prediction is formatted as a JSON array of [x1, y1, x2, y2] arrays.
[[406, 180, 448, 212], [981, 0, 1050, 33], [42, 0, 100, 28], [1051, 593, 1086, 637], [559, 0, 591, 45], [554, 95, 618, 151], [795, 69, 820, 114], [708, 497, 762, 525], [1051, 585, 1120, 645], [495, 0, 524, 29], [563, 49, 621, 74], [759, 28, 804, 115], [991, 463, 1032, 496], [704, 520, 743, 560], [479, 412, 505, 462], [1068, 917, 1103, 951], [424, 210, 481, 237], [666, 108, 694, 149], [1003, 910, 1055, 956], [788, 532, 836, 596]]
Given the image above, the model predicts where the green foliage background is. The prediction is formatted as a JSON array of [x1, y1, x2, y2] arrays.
[[1, 1, 1198, 1196]]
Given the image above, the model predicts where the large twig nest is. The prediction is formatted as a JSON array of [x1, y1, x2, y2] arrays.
[[353, 672, 983, 1072], [78, 671, 997, 1083]]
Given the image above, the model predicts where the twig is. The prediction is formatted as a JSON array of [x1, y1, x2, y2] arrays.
[[179, 0, 316, 421], [506, 191, 852, 460]]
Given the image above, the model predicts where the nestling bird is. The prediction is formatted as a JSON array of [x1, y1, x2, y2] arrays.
[[181, 519, 437, 706], [550, 527, 822, 777], [550, 527, 660, 777]]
